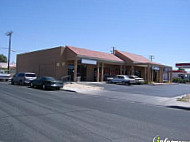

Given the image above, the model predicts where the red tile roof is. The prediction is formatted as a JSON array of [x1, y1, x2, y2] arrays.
[[66, 45, 123, 62], [115, 50, 163, 65]]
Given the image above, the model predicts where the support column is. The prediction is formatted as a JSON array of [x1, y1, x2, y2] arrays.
[[101, 63, 104, 82], [161, 67, 164, 83], [131, 65, 134, 75], [144, 67, 147, 81], [159, 67, 162, 83], [120, 65, 122, 75], [161, 68, 164, 83], [167, 71, 170, 82], [157, 70, 159, 82], [147, 65, 150, 83], [74, 58, 78, 82], [151, 69, 154, 82], [170, 69, 173, 83], [124, 66, 126, 75], [96, 62, 100, 82]]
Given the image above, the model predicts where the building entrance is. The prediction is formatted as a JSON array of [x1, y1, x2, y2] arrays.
[[153, 70, 158, 82], [68, 64, 87, 81], [77, 65, 87, 81]]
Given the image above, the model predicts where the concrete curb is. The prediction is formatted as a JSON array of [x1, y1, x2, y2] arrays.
[[61, 88, 77, 93], [150, 83, 178, 86]]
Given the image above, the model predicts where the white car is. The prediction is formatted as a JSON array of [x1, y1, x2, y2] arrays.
[[0, 70, 11, 81], [11, 72, 37, 85], [107, 75, 135, 85], [129, 75, 145, 85]]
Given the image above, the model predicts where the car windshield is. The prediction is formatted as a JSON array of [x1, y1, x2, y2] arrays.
[[129, 75, 138, 79], [44, 77, 56, 81], [124, 75, 129, 78], [25, 74, 36, 77]]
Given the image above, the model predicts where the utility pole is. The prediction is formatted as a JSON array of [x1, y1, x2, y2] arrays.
[[149, 55, 155, 83], [111, 47, 115, 54], [6, 31, 13, 73], [150, 55, 155, 61]]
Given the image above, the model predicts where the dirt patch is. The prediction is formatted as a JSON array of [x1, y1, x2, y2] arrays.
[[63, 82, 104, 93], [177, 94, 190, 102]]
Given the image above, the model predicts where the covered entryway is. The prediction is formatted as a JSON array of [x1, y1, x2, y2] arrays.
[[114, 50, 172, 83], [65, 46, 124, 82]]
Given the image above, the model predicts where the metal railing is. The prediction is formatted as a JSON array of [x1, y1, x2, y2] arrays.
[[61, 75, 72, 82]]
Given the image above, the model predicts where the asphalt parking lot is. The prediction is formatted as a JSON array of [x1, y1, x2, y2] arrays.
[[0, 82, 190, 142], [82, 82, 190, 97]]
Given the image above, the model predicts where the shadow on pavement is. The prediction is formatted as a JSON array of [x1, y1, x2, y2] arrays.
[[167, 106, 190, 111]]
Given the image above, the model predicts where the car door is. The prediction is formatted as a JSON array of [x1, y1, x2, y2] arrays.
[[17, 73, 24, 83], [12, 74, 17, 82], [119, 76, 125, 83], [35, 77, 43, 87], [112, 76, 120, 83], [15, 73, 23, 83]]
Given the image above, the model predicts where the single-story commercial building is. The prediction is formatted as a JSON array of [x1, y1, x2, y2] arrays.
[[0, 62, 16, 74], [16, 45, 172, 83]]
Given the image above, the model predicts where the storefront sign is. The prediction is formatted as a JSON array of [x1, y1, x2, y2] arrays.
[[152, 66, 160, 71], [81, 59, 97, 65], [164, 68, 171, 71], [176, 63, 190, 68]]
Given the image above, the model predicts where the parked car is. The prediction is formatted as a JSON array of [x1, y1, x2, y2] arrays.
[[0, 70, 11, 82], [11, 72, 36, 85], [129, 75, 145, 85], [107, 75, 135, 85], [30, 76, 63, 90]]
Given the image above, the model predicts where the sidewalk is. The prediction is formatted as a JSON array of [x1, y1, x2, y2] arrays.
[[151, 82, 178, 86]]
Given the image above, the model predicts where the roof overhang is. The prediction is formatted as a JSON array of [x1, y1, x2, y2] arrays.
[[132, 62, 171, 68], [76, 55, 125, 65]]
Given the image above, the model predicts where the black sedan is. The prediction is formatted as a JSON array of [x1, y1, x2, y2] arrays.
[[30, 76, 63, 90]]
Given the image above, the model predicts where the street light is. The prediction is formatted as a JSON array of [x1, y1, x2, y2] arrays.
[[5, 31, 13, 73]]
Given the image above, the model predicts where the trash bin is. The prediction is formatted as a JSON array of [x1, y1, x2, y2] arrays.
[[77, 76, 81, 82]]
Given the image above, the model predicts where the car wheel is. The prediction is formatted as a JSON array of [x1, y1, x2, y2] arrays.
[[109, 81, 113, 84], [11, 81, 14, 85], [19, 80, 23, 85], [30, 83, 34, 88], [127, 82, 131, 86], [42, 84, 46, 90], [56, 88, 60, 90]]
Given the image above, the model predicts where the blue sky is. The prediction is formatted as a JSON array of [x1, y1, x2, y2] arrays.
[[0, 0, 190, 69]]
